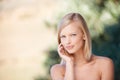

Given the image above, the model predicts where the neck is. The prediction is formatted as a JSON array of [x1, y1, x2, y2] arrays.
[[73, 49, 87, 66]]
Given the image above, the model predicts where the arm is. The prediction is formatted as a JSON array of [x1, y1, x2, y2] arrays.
[[50, 62, 74, 80], [64, 59, 74, 80], [50, 44, 75, 80], [50, 64, 64, 80], [101, 58, 114, 80]]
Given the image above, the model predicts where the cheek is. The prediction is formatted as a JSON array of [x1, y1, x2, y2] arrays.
[[73, 36, 83, 44], [73, 38, 85, 49]]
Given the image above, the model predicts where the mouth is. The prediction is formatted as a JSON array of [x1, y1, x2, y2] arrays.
[[65, 45, 74, 50]]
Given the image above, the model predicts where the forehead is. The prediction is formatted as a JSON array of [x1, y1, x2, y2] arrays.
[[60, 22, 83, 35]]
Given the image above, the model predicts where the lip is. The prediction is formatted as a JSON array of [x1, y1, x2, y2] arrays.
[[65, 45, 74, 50]]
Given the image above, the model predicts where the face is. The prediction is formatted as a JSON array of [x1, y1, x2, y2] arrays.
[[60, 22, 85, 54]]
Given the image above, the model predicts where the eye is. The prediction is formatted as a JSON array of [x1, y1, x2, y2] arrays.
[[60, 35, 66, 38], [71, 34, 77, 36]]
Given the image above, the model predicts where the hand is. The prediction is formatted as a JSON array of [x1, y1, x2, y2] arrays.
[[58, 43, 74, 62]]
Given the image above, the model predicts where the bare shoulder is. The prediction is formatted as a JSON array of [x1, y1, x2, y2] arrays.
[[93, 55, 114, 65], [93, 55, 114, 74], [50, 64, 65, 79], [93, 55, 114, 79], [50, 64, 65, 73]]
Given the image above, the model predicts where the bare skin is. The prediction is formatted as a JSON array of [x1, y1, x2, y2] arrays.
[[50, 22, 114, 80], [51, 55, 114, 80]]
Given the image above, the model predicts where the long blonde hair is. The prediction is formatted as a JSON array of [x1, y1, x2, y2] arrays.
[[57, 13, 92, 62]]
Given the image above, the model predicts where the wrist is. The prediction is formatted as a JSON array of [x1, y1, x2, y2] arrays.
[[66, 59, 74, 65]]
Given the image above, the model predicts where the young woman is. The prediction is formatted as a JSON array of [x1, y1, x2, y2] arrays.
[[50, 13, 114, 80]]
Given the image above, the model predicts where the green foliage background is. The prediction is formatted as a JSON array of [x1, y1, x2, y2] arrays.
[[35, 0, 120, 80]]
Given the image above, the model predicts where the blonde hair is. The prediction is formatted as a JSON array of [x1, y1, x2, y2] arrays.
[[57, 13, 92, 62]]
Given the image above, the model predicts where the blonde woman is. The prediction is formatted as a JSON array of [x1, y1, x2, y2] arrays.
[[50, 13, 114, 80]]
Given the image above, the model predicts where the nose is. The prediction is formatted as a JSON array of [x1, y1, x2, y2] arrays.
[[66, 37, 71, 44]]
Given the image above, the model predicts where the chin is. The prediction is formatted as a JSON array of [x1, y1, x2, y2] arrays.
[[67, 50, 75, 54], [67, 48, 80, 54]]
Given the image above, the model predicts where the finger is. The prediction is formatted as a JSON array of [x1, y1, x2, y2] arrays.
[[58, 46, 65, 57], [58, 47, 64, 55], [58, 43, 64, 52], [58, 43, 62, 48]]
